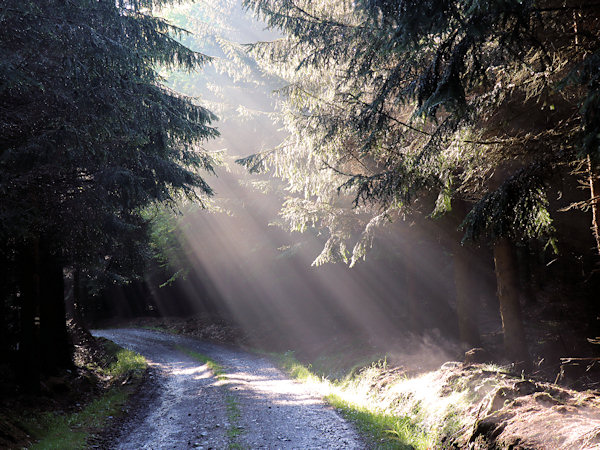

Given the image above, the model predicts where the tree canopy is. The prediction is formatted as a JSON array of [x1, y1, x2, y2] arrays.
[[1, 0, 218, 278], [0, 0, 218, 384], [240, 0, 600, 256], [238, 0, 600, 363]]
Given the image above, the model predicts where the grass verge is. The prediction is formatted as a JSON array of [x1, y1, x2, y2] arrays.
[[325, 393, 429, 450], [24, 342, 147, 449], [141, 325, 181, 335], [267, 351, 434, 449], [270, 350, 319, 382]]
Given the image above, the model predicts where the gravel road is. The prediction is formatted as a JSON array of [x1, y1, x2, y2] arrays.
[[92, 328, 364, 449]]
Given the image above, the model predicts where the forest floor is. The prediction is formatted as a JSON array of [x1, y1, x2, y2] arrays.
[[114, 315, 600, 449], [0, 320, 147, 449], [2, 315, 600, 448]]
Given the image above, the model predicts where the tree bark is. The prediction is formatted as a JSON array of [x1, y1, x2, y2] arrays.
[[493, 237, 531, 368], [516, 242, 536, 305], [449, 199, 481, 347], [39, 241, 72, 374], [588, 155, 600, 255], [16, 239, 41, 391], [453, 244, 481, 347], [64, 266, 85, 323]]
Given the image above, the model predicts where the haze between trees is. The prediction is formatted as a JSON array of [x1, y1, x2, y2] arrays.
[[1, 0, 600, 393]]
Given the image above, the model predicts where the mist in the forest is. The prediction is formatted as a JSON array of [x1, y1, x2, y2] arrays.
[[170, 166, 504, 370], [140, 0, 504, 368]]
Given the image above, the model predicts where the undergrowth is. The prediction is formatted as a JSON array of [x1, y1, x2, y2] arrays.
[[24, 341, 147, 449], [27, 389, 130, 449], [266, 351, 477, 449]]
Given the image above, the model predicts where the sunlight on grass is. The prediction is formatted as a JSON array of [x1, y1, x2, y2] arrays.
[[264, 351, 487, 449], [326, 393, 429, 449], [267, 352, 432, 448], [104, 349, 147, 378], [274, 350, 321, 382], [26, 343, 147, 449]]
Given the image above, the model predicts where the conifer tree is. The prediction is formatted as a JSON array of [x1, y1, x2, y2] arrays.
[[240, 0, 600, 364], [0, 0, 217, 387]]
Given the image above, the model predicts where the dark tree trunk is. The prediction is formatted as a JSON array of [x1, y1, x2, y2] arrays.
[[453, 244, 481, 347], [449, 199, 481, 347], [65, 268, 76, 320], [493, 237, 531, 368], [0, 248, 10, 362], [16, 239, 41, 391], [516, 242, 536, 305], [39, 241, 72, 374], [65, 266, 85, 323]]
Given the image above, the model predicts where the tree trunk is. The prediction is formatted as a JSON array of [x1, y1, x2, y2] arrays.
[[493, 237, 530, 368], [64, 266, 85, 323], [516, 242, 536, 305], [453, 244, 481, 347], [0, 248, 10, 362], [39, 241, 72, 374], [16, 239, 41, 391], [588, 155, 600, 255], [65, 268, 76, 320], [450, 199, 481, 347]]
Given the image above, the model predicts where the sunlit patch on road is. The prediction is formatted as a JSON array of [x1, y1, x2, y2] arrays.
[[93, 328, 363, 449]]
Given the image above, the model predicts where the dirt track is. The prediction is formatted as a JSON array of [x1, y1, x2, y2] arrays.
[[92, 328, 364, 449]]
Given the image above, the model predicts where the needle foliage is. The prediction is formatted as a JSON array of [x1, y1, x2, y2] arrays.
[[0, 0, 218, 280], [239, 0, 600, 257]]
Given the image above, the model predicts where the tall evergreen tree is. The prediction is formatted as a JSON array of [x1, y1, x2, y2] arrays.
[[0, 0, 217, 388]]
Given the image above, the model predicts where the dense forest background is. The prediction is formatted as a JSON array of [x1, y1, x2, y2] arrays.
[[1, 0, 600, 393]]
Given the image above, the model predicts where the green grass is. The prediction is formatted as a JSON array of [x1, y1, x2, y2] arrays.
[[266, 351, 433, 449], [104, 348, 147, 378], [25, 343, 147, 449], [141, 325, 181, 335], [326, 394, 429, 450], [225, 392, 245, 449], [28, 388, 130, 449], [273, 350, 319, 381]]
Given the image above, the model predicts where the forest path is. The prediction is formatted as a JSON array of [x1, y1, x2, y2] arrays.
[[92, 328, 363, 449]]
